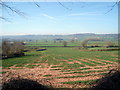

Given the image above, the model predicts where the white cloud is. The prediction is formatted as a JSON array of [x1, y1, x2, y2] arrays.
[[41, 13, 56, 20], [68, 12, 103, 16]]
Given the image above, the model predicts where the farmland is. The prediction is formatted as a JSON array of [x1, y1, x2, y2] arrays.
[[2, 41, 119, 88], [25, 40, 118, 47]]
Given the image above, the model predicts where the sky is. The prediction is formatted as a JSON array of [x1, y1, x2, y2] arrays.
[[1, 2, 118, 35]]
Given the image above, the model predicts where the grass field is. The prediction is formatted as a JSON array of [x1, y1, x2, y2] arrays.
[[25, 41, 118, 47], [2, 46, 119, 88]]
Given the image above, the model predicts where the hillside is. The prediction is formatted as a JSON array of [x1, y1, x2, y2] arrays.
[[2, 33, 118, 41]]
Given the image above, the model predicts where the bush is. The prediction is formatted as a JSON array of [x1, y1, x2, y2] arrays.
[[2, 40, 25, 59]]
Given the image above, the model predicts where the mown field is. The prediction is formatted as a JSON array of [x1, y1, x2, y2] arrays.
[[2, 46, 119, 88]]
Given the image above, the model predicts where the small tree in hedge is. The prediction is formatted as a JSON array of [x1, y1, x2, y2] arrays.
[[63, 41, 67, 47], [81, 38, 101, 49], [106, 41, 115, 47]]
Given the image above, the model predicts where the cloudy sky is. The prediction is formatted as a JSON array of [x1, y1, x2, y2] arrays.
[[1, 2, 118, 35]]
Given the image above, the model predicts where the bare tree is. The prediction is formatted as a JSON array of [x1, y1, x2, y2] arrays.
[[106, 41, 115, 47], [12, 42, 24, 56], [2, 40, 24, 59], [81, 38, 102, 49], [81, 40, 88, 49], [2, 40, 11, 58], [63, 41, 67, 47], [71, 39, 75, 43]]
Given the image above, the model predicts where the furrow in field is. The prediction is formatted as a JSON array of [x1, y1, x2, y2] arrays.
[[84, 64, 118, 70], [62, 59, 74, 64], [56, 71, 108, 78], [2, 65, 63, 81], [111, 55, 119, 57], [77, 67, 114, 72], [84, 58, 106, 65], [52, 75, 102, 83], [62, 68, 110, 75], [37, 55, 48, 62], [75, 58, 96, 66], [72, 60, 88, 67], [93, 58, 118, 64]]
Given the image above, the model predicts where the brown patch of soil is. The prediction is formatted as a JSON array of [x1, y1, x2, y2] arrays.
[[2, 65, 64, 88], [52, 75, 102, 83], [57, 71, 108, 78]]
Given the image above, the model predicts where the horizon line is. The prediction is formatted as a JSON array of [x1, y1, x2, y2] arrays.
[[1, 33, 119, 36]]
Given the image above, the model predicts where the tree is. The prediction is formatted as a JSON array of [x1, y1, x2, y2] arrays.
[[2, 40, 24, 59], [2, 40, 11, 58], [63, 41, 67, 47], [81, 38, 102, 49], [81, 40, 88, 49], [106, 41, 115, 47], [71, 39, 75, 43]]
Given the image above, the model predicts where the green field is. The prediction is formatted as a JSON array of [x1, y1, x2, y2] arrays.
[[25, 41, 118, 47], [2, 46, 119, 88]]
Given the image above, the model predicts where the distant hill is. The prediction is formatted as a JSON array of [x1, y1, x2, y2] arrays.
[[2, 33, 118, 41]]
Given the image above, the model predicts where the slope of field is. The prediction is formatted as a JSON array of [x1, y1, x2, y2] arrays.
[[2, 47, 119, 88]]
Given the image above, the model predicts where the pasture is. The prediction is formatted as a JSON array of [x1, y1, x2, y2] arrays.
[[2, 45, 119, 88], [25, 40, 118, 47]]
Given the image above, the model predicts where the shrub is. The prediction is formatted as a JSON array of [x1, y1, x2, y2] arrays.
[[2, 40, 25, 59]]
